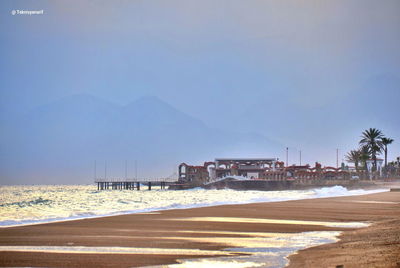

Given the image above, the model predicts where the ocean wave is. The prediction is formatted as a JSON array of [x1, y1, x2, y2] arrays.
[[0, 185, 388, 227], [0, 197, 52, 208], [312, 185, 384, 198]]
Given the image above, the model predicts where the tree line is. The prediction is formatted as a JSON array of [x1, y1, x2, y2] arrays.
[[346, 128, 394, 172]]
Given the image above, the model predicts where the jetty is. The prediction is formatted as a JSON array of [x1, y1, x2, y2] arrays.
[[93, 160, 178, 190], [95, 178, 176, 191]]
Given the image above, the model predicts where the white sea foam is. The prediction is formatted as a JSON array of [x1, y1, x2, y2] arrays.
[[0, 185, 387, 227], [150, 231, 342, 268]]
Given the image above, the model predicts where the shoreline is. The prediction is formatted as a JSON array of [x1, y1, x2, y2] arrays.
[[287, 219, 400, 268], [0, 185, 389, 229], [0, 189, 399, 267]]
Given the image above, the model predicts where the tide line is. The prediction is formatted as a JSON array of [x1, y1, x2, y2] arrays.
[[0, 246, 235, 256]]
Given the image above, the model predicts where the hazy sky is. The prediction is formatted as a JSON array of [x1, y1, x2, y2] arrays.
[[1, 0, 399, 181]]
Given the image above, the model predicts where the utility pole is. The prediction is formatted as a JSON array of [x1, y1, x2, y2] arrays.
[[125, 160, 128, 180], [94, 160, 97, 180], [286, 147, 289, 167], [299, 150, 302, 166], [105, 161, 107, 180], [336, 149, 339, 168], [135, 160, 138, 180]]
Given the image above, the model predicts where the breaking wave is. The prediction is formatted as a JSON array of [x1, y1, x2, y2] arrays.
[[0, 197, 52, 208], [0, 185, 387, 227]]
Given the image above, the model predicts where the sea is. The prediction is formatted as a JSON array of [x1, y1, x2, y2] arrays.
[[0, 184, 386, 227]]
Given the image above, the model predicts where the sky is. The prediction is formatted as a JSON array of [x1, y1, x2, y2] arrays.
[[0, 0, 399, 183]]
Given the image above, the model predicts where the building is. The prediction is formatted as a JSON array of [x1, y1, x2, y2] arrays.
[[213, 158, 278, 180], [178, 158, 279, 185]]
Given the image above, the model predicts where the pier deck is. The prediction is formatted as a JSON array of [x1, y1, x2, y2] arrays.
[[95, 178, 176, 190]]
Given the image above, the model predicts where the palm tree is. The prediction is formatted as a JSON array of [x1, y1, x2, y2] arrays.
[[359, 146, 370, 171], [345, 150, 361, 171], [381, 137, 394, 168], [359, 128, 384, 171]]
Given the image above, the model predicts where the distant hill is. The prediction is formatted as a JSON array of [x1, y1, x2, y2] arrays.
[[0, 94, 283, 184]]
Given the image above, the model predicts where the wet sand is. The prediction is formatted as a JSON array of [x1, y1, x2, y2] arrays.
[[0, 191, 399, 267]]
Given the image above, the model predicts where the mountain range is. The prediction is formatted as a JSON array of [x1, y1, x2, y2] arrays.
[[0, 94, 283, 184]]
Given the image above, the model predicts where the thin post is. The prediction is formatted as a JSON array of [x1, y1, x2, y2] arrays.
[[299, 150, 302, 166], [286, 147, 289, 167], [336, 149, 339, 168], [135, 160, 138, 180], [125, 160, 127, 180], [94, 160, 97, 180], [105, 161, 107, 180]]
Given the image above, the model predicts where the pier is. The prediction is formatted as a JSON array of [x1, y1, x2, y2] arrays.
[[95, 178, 175, 191], [93, 160, 178, 190]]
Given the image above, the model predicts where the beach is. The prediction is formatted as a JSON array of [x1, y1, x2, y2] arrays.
[[0, 190, 399, 267]]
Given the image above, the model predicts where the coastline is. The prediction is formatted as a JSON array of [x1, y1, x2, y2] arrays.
[[0, 184, 387, 228], [0, 190, 399, 267], [287, 217, 400, 268]]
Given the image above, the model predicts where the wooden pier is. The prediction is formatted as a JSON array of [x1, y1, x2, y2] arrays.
[[95, 178, 175, 191]]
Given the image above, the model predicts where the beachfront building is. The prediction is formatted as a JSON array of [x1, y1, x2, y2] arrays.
[[178, 158, 279, 185], [177, 157, 387, 187], [366, 158, 384, 178], [178, 162, 214, 186], [213, 158, 279, 180]]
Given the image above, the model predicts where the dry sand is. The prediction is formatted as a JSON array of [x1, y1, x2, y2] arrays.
[[0, 190, 399, 267]]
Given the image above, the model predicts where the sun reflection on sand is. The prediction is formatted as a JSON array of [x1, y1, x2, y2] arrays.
[[152, 231, 341, 249], [0, 224, 369, 267], [165, 217, 369, 228], [168, 259, 264, 268], [351, 201, 399, 204], [148, 231, 342, 268], [0, 246, 235, 256]]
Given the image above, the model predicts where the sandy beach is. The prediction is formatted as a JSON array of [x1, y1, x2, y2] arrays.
[[0, 190, 399, 267]]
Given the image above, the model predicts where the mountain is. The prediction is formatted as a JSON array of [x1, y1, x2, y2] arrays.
[[0, 94, 283, 184]]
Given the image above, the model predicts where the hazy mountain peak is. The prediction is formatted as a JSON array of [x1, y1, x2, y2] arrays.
[[122, 95, 205, 127], [125, 95, 177, 111], [1, 93, 283, 184]]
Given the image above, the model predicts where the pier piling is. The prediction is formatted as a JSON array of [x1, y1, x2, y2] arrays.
[[96, 179, 170, 191]]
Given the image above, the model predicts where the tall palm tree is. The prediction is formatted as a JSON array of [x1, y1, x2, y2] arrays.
[[345, 150, 361, 171], [381, 137, 394, 167], [359, 128, 383, 171]]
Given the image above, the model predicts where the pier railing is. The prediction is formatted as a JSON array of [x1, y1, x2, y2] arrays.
[[94, 178, 177, 183], [95, 178, 178, 191]]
